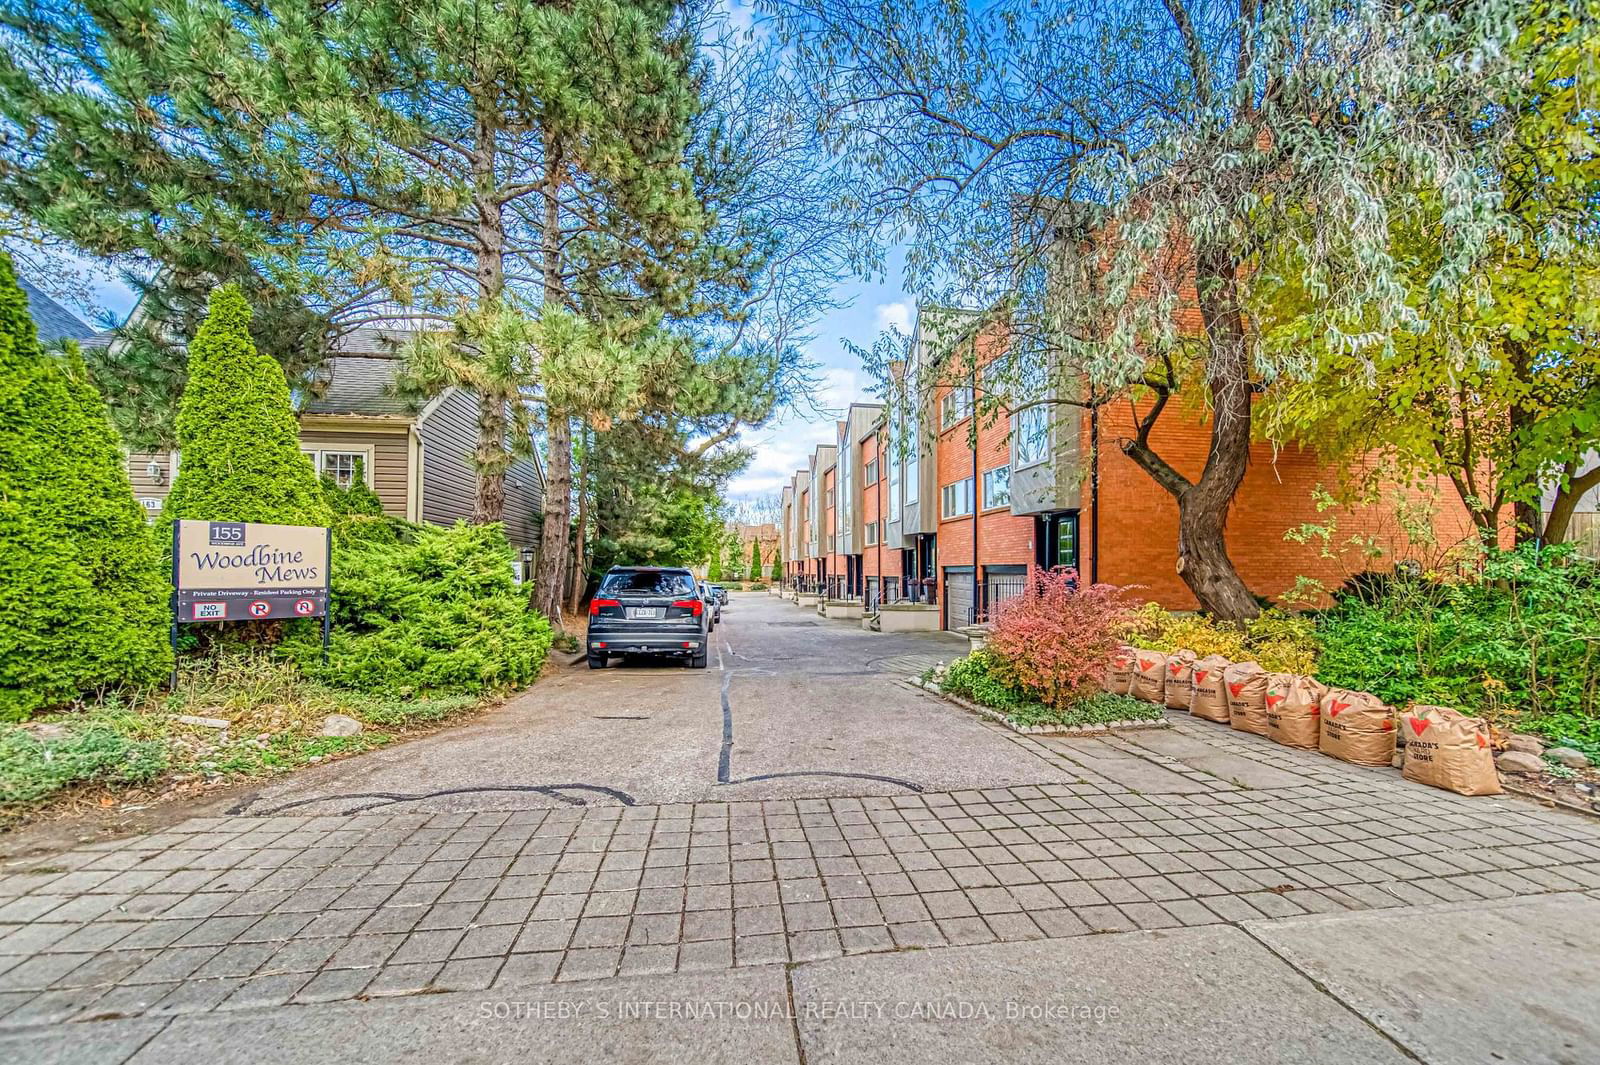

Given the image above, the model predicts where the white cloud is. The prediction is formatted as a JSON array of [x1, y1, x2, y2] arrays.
[[726, 365, 867, 499], [874, 301, 912, 335]]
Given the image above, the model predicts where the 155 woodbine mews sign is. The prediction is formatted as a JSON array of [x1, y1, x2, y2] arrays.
[[173, 520, 330, 623]]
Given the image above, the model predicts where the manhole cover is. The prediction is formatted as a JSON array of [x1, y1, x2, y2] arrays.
[[770, 621, 819, 627]]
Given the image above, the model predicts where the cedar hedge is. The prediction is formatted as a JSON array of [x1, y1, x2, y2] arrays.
[[0, 253, 171, 719]]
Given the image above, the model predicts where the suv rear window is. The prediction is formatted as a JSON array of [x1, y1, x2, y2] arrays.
[[600, 570, 696, 597]]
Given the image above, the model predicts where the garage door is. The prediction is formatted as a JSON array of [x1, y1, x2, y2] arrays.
[[943, 567, 973, 630]]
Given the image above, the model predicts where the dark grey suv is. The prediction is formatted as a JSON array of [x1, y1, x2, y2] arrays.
[[587, 567, 708, 669]]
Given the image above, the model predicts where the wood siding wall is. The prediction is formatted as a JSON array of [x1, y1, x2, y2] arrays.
[[416, 389, 542, 552], [298, 428, 410, 517]]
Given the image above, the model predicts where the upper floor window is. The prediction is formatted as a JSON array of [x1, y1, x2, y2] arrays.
[[941, 384, 974, 429], [1014, 406, 1049, 468], [864, 458, 878, 486], [983, 464, 1011, 509], [941, 477, 974, 520], [865, 521, 878, 546]]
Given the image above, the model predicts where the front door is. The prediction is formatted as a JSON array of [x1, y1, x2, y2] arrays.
[[1036, 512, 1080, 574]]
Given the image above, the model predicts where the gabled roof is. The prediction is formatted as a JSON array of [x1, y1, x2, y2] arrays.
[[300, 356, 413, 416], [19, 278, 108, 347]]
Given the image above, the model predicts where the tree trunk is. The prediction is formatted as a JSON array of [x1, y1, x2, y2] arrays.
[[470, 108, 511, 524], [531, 136, 571, 626], [1543, 463, 1600, 545], [1505, 339, 1540, 545], [533, 415, 572, 624], [567, 426, 589, 612], [1120, 246, 1260, 621]]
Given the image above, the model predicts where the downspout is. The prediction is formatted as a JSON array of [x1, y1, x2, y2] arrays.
[[970, 364, 980, 626], [1090, 397, 1100, 584], [877, 428, 884, 606]]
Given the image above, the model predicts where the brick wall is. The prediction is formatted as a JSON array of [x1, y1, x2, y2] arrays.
[[860, 430, 902, 580], [931, 324, 1035, 608], [1082, 402, 1487, 609]]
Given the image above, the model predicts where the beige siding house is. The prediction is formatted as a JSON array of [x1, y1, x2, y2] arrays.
[[128, 328, 544, 556]]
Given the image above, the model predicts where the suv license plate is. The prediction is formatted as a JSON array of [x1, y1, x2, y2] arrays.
[[627, 607, 664, 620]]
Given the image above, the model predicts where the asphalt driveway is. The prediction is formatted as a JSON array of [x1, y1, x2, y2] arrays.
[[229, 593, 1058, 815]]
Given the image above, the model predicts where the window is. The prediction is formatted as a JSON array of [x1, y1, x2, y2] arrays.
[[599, 570, 696, 597], [864, 458, 878, 486], [302, 448, 373, 488], [826, 487, 835, 510], [887, 421, 903, 523], [983, 465, 1011, 509], [941, 477, 975, 519], [941, 385, 973, 428], [865, 521, 878, 546], [1014, 407, 1049, 468]]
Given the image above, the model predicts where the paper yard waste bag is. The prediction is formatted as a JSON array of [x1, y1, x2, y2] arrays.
[[1132, 651, 1168, 702], [1401, 705, 1502, 796], [1225, 662, 1270, 735], [1164, 649, 1199, 710], [1104, 646, 1136, 695], [1318, 689, 1396, 766], [1188, 655, 1232, 722], [1265, 674, 1327, 749]]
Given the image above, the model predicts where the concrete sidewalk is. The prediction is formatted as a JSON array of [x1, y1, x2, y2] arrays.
[[6, 891, 1594, 1064]]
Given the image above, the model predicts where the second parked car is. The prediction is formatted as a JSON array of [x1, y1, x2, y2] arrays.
[[588, 567, 709, 669]]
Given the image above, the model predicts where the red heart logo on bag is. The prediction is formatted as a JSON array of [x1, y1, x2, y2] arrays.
[[1327, 700, 1350, 717], [1408, 717, 1429, 737], [1169, 662, 1183, 675], [1194, 670, 1209, 683], [1266, 693, 1285, 708], [1139, 659, 1156, 671], [1228, 682, 1245, 697], [1476, 734, 1486, 748]]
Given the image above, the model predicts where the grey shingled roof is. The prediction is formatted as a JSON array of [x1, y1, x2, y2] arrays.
[[297, 326, 436, 416], [299, 355, 412, 416], [19, 277, 108, 347]]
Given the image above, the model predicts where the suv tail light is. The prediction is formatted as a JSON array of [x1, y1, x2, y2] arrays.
[[589, 598, 620, 616], [671, 599, 703, 617]]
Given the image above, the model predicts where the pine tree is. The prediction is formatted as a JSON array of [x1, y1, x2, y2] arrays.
[[748, 540, 762, 581], [0, 253, 170, 718], [770, 546, 782, 583], [707, 548, 723, 582], [160, 286, 330, 529]]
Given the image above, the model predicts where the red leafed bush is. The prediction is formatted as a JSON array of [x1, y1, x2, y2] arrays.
[[986, 569, 1136, 710]]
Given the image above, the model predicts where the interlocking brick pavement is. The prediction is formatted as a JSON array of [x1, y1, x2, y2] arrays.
[[3, 756, 1599, 1030]]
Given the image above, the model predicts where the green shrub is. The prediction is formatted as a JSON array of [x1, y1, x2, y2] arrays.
[[322, 458, 385, 517], [770, 547, 782, 583], [1314, 544, 1600, 729], [0, 725, 167, 805], [283, 522, 553, 694], [1128, 603, 1318, 673], [0, 253, 172, 719], [160, 285, 330, 529], [941, 650, 1031, 712], [942, 652, 1164, 729]]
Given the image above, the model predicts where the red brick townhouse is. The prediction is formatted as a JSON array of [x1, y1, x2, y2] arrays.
[[779, 299, 1486, 631]]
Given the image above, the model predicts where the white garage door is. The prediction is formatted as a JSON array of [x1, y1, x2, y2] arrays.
[[944, 567, 973, 630]]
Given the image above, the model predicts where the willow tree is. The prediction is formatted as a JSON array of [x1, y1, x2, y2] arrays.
[[1258, 1, 1600, 546], [769, 0, 1525, 618]]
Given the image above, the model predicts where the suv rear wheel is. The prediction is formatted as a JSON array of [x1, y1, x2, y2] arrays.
[[588, 653, 608, 669], [689, 650, 708, 669]]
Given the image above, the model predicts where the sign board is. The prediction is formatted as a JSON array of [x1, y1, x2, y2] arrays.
[[173, 520, 330, 624]]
